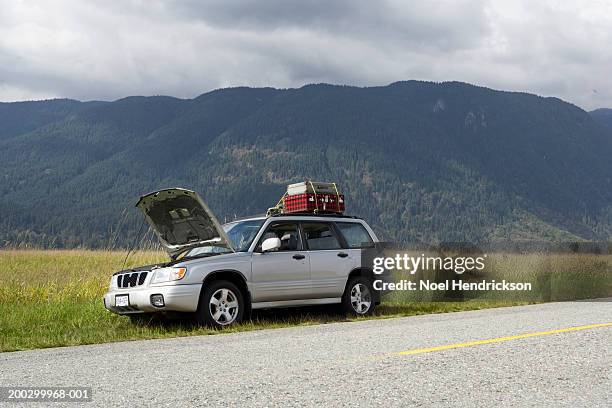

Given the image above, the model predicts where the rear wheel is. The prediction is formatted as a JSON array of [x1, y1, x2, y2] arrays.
[[196, 280, 244, 328], [341, 276, 375, 316]]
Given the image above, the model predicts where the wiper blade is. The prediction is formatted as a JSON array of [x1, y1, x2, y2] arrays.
[[181, 252, 228, 261]]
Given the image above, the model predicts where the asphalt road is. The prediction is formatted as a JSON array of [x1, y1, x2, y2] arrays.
[[1, 301, 610, 407]]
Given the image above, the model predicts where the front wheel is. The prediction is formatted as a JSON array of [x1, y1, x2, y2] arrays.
[[195, 280, 244, 328], [341, 277, 376, 316]]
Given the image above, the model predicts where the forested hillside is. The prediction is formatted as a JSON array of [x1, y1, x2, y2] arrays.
[[1, 81, 611, 248], [591, 108, 612, 132]]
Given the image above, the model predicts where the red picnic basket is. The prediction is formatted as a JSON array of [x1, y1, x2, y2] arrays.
[[283, 192, 345, 214], [277, 181, 345, 215], [268, 181, 345, 215]]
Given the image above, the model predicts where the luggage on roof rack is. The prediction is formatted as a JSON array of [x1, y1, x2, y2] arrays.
[[284, 192, 345, 214], [286, 181, 340, 196], [267, 181, 345, 216]]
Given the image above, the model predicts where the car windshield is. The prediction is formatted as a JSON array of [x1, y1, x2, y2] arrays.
[[223, 218, 265, 251], [178, 218, 265, 258]]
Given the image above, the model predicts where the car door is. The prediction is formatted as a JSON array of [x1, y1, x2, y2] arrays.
[[250, 221, 311, 302], [334, 221, 375, 259], [301, 221, 355, 298]]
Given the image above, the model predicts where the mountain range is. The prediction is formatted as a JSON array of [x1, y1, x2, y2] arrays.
[[1, 81, 611, 248]]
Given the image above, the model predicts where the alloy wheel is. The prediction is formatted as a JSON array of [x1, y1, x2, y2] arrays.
[[209, 288, 239, 325], [350, 283, 372, 314]]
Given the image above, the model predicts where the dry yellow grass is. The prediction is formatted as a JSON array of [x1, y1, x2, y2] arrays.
[[0, 250, 166, 303]]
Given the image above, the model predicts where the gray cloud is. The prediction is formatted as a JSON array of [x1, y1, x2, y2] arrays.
[[171, 0, 491, 51], [0, 0, 610, 109]]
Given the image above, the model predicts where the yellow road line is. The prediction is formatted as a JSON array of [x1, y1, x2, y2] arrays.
[[396, 323, 612, 356]]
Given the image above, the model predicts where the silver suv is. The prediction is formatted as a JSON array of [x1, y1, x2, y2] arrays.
[[104, 188, 380, 327]]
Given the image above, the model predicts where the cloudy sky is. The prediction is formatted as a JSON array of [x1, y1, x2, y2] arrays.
[[1, 0, 611, 110]]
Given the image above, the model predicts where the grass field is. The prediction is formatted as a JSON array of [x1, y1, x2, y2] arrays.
[[1, 250, 610, 352]]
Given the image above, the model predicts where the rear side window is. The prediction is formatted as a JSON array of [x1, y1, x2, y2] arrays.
[[301, 222, 342, 250], [336, 222, 373, 248]]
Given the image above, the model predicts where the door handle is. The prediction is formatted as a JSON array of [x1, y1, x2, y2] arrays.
[[337, 252, 349, 258], [292, 254, 306, 260]]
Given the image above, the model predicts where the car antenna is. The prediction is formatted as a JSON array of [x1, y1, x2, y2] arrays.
[[121, 218, 146, 271]]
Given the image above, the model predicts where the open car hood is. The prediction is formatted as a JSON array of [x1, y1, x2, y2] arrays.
[[136, 188, 234, 258]]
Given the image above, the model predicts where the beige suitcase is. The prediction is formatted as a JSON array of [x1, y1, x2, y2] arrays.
[[286, 181, 340, 196]]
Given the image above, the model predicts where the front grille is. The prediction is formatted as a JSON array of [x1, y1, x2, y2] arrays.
[[116, 271, 148, 288]]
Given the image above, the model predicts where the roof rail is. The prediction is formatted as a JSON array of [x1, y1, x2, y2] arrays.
[[270, 213, 362, 220]]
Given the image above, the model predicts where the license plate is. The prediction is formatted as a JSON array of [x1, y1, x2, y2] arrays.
[[115, 295, 129, 307]]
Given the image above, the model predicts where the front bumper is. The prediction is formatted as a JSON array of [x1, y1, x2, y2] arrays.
[[103, 283, 202, 314]]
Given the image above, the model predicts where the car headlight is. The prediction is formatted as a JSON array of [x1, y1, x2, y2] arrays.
[[151, 267, 187, 284]]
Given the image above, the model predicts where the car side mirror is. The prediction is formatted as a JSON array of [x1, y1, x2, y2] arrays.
[[261, 237, 281, 253]]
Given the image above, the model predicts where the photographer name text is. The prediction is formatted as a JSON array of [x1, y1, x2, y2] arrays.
[[373, 279, 532, 291]]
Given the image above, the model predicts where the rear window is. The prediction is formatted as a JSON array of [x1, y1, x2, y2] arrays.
[[336, 222, 373, 248]]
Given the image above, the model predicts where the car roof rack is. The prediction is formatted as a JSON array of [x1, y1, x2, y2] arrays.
[[270, 213, 362, 220]]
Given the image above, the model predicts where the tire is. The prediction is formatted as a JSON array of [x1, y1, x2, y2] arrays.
[[195, 280, 245, 328], [341, 276, 376, 316]]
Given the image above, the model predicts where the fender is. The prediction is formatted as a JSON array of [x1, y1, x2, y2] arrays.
[[201, 269, 252, 316]]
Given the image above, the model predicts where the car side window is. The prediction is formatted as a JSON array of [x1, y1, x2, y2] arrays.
[[301, 222, 342, 250], [256, 222, 301, 251], [336, 222, 374, 248]]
